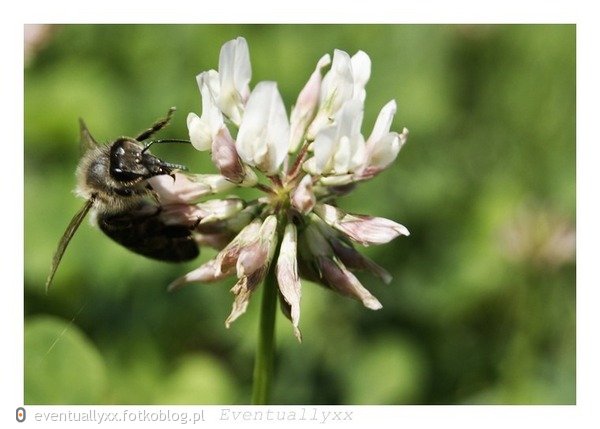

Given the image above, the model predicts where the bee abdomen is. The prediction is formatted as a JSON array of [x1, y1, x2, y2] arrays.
[[97, 206, 199, 262]]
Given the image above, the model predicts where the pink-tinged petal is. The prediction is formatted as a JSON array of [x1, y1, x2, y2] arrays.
[[306, 49, 355, 139], [196, 198, 244, 224], [236, 243, 269, 278], [159, 204, 203, 227], [314, 203, 409, 246], [236, 81, 290, 174], [357, 127, 408, 180], [318, 256, 382, 310], [195, 232, 235, 251], [289, 53, 331, 152], [291, 174, 316, 214], [149, 173, 235, 205], [276, 223, 302, 341], [218, 37, 251, 125], [167, 258, 236, 292], [212, 127, 256, 185], [148, 173, 209, 205]]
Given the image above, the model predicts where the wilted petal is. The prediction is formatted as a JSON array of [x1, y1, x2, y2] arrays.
[[289, 53, 331, 152], [167, 258, 236, 292], [276, 223, 302, 341], [218, 37, 251, 125], [236, 215, 278, 277], [318, 256, 382, 310], [301, 218, 334, 258], [328, 236, 392, 284], [236, 81, 290, 174], [278, 294, 302, 342], [215, 219, 263, 275], [225, 268, 265, 327], [314, 203, 409, 246]]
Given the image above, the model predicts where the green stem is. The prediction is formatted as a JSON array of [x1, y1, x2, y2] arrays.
[[251, 248, 280, 404]]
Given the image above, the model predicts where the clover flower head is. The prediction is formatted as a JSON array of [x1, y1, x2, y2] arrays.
[[166, 37, 410, 341]]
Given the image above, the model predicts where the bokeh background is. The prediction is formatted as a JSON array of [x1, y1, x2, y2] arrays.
[[24, 24, 575, 405]]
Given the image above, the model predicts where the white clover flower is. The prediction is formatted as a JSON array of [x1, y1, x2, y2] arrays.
[[173, 37, 410, 340]]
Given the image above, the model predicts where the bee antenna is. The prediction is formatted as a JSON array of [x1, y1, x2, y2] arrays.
[[142, 139, 192, 154]]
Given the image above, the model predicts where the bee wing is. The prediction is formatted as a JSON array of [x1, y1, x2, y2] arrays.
[[79, 118, 100, 154], [45, 198, 94, 291]]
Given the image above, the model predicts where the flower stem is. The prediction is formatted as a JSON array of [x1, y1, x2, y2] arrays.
[[251, 243, 280, 404]]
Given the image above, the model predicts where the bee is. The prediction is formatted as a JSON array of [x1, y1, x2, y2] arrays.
[[45, 107, 200, 290]]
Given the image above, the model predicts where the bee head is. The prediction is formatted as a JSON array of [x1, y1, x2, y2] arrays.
[[109, 138, 185, 183]]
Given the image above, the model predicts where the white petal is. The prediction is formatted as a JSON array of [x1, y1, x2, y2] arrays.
[[218, 37, 252, 125], [311, 125, 337, 174], [332, 136, 351, 174], [187, 112, 212, 151], [368, 132, 400, 170], [314, 100, 365, 175], [320, 49, 354, 113], [350, 50, 371, 102], [236, 81, 290, 174], [367, 100, 397, 148], [188, 70, 224, 151]]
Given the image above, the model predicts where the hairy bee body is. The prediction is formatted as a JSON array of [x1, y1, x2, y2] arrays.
[[46, 108, 199, 290]]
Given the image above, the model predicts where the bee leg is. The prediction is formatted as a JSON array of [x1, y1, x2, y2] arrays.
[[135, 107, 176, 142]]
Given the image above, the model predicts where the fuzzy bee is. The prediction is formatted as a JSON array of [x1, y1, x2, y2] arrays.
[[45, 108, 200, 290]]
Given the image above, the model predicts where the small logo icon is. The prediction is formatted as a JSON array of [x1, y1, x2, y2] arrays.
[[16, 407, 26, 423]]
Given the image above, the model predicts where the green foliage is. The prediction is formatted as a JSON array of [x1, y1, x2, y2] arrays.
[[25, 316, 107, 404], [24, 24, 575, 404]]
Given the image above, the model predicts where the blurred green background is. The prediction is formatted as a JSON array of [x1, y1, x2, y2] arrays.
[[24, 24, 575, 405]]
